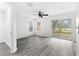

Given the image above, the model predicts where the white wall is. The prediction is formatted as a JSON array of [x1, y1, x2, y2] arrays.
[[76, 3, 79, 56], [0, 11, 5, 42], [0, 3, 8, 43], [16, 14, 34, 39], [8, 3, 18, 53], [4, 8, 11, 48], [0, 4, 12, 48], [35, 16, 52, 37], [0, 3, 11, 47], [76, 16, 79, 55]]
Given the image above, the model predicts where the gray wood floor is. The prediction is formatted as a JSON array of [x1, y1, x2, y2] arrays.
[[0, 35, 75, 56]]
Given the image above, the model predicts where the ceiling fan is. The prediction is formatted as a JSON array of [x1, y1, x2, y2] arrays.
[[32, 9, 48, 18], [38, 11, 48, 18]]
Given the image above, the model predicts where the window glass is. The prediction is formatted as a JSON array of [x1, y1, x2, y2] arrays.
[[52, 19, 72, 40], [29, 21, 33, 32]]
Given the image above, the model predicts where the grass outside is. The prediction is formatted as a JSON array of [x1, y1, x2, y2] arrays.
[[53, 28, 72, 40]]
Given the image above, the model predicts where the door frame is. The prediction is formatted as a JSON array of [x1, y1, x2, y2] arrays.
[[0, 2, 17, 53]]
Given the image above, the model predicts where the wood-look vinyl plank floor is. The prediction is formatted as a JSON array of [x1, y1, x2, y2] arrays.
[[0, 35, 75, 56]]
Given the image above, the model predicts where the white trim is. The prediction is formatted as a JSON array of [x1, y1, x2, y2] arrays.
[[10, 47, 17, 53]]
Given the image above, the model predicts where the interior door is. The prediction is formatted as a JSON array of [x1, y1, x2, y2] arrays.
[[0, 3, 17, 53], [0, 8, 12, 49], [0, 10, 4, 42]]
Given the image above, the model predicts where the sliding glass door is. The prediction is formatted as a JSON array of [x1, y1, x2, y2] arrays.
[[52, 19, 72, 40]]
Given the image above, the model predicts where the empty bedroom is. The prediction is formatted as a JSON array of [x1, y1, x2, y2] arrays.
[[0, 2, 76, 56]]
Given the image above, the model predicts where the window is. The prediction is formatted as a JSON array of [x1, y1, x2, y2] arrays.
[[52, 19, 72, 40], [37, 21, 41, 31], [29, 21, 33, 32]]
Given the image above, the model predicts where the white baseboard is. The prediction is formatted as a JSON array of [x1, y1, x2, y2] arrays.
[[0, 41, 4, 43], [10, 47, 17, 53]]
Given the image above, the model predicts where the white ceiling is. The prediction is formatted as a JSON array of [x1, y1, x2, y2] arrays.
[[33, 2, 77, 15], [7, 2, 77, 16]]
